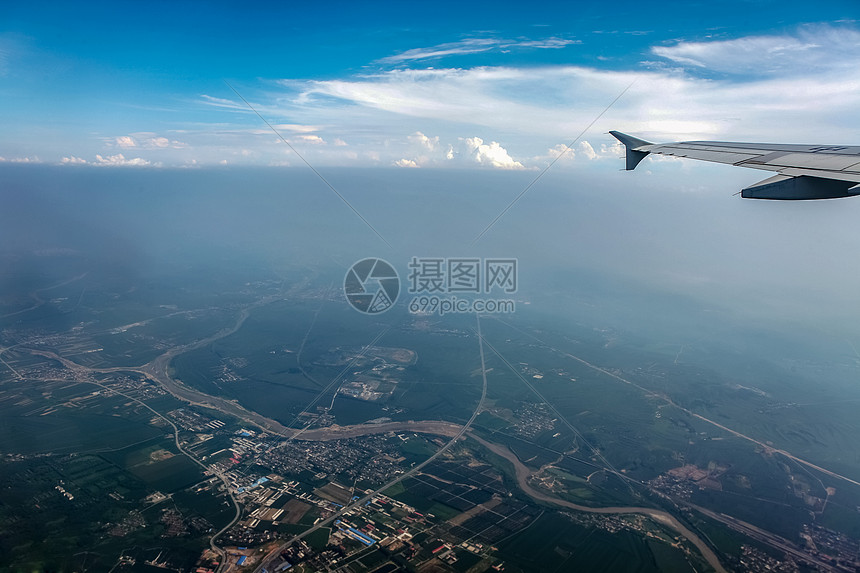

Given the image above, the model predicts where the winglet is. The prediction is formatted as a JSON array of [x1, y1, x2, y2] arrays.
[[609, 131, 652, 170]]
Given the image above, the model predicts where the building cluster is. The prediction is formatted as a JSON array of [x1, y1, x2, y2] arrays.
[[212, 356, 249, 385], [107, 510, 146, 537], [167, 408, 226, 432], [647, 463, 726, 498], [800, 523, 860, 571], [259, 434, 407, 484], [210, 454, 532, 571], [108, 374, 168, 400], [647, 472, 696, 500], [512, 402, 556, 439], [738, 544, 801, 572]]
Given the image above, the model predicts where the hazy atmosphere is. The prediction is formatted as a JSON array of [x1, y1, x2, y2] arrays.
[[2, 2, 860, 572]]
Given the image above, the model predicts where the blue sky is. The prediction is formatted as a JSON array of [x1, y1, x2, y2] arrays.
[[1, 0, 858, 167]]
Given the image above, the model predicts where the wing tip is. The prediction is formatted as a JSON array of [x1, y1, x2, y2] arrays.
[[609, 131, 652, 170]]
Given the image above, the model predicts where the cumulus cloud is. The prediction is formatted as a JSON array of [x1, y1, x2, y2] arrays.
[[578, 141, 597, 160], [296, 134, 325, 144], [465, 137, 524, 169], [600, 141, 624, 158], [112, 133, 185, 149], [61, 156, 87, 164], [394, 158, 419, 168], [0, 155, 41, 163], [547, 144, 575, 161], [95, 154, 152, 166], [409, 131, 439, 150], [541, 140, 617, 164]]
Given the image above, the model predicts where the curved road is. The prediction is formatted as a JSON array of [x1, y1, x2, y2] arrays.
[[466, 432, 727, 573], [252, 314, 492, 573], [23, 309, 726, 573]]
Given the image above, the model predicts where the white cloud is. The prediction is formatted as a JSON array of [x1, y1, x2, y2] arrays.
[[291, 67, 601, 136], [296, 134, 325, 144], [60, 153, 153, 167], [600, 141, 624, 157], [517, 37, 581, 49], [302, 61, 855, 148], [0, 33, 22, 77], [465, 137, 524, 169], [409, 131, 438, 151], [377, 36, 579, 64], [112, 133, 185, 150], [0, 46, 8, 76], [541, 139, 617, 164], [394, 158, 419, 168], [578, 141, 597, 160], [547, 144, 575, 161], [651, 25, 860, 76], [0, 155, 40, 163], [124, 24, 860, 167], [272, 123, 322, 133], [95, 153, 152, 166], [379, 38, 499, 63]]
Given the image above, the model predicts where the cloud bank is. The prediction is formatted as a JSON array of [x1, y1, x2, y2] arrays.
[[51, 24, 860, 167]]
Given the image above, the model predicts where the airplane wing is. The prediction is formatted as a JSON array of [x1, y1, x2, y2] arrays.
[[609, 131, 860, 200]]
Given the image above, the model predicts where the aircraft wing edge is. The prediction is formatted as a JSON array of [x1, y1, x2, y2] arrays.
[[610, 131, 860, 200], [608, 131, 653, 170], [742, 174, 860, 200]]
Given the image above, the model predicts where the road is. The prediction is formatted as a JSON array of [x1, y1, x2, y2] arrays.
[[466, 433, 728, 573], [17, 294, 289, 566], [252, 314, 492, 573], [493, 316, 860, 490], [59, 376, 242, 567], [23, 297, 294, 437], [295, 420, 464, 441], [687, 503, 838, 572], [15, 298, 854, 571]]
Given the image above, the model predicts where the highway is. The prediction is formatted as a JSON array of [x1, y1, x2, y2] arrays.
[[16, 298, 858, 572], [466, 433, 728, 573], [251, 314, 492, 573], [687, 503, 838, 572], [492, 316, 860, 490]]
